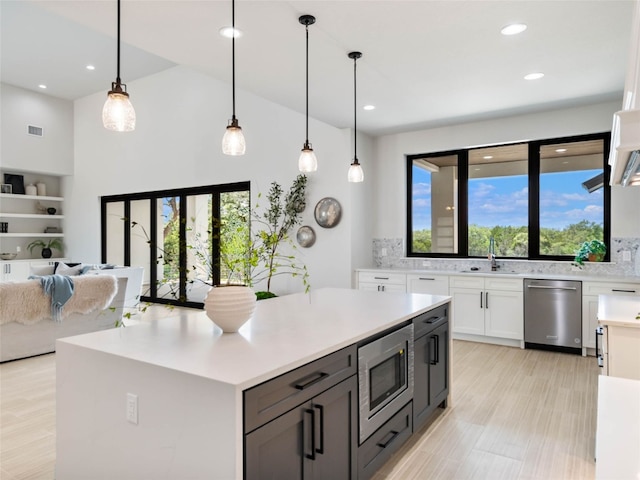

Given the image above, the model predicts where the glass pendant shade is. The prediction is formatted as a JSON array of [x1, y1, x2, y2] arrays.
[[222, 122, 246, 156], [348, 160, 364, 183], [298, 143, 318, 172], [102, 90, 136, 132]]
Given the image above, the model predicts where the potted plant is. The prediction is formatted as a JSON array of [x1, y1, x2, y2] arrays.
[[27, 238, 63, 259], [573, 240, 606, 266]]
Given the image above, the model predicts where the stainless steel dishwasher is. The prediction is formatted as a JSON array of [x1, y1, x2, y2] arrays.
[[524, 278, 582, 354]]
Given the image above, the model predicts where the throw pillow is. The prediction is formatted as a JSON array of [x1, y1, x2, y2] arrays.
[[29, 264, 55, 276], [55, 262, 84, 276]]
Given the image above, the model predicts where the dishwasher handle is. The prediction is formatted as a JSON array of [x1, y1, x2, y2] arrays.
[[526, 285, 577, 291]]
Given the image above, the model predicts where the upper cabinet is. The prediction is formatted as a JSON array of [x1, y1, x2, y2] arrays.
[[609, 0, 640, 186]]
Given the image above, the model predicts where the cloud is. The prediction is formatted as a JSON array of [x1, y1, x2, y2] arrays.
[[412, 182, 431, 196]]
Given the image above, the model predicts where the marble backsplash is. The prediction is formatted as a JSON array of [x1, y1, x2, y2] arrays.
[[372, 237, 640, 278]]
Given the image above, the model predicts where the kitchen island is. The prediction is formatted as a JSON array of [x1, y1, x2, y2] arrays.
[[55, 288, 450, 479]]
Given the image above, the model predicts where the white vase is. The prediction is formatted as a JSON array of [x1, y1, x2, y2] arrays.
[[204, 285, 257, 333]]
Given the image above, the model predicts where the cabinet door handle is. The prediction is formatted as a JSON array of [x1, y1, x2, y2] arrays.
[[425, 315, 445, 324], [382, 285, 386, 292], [485, 292, 489, 309], [305, 408, 316, 460], [294, 372, 329, 390], [374, 276, 389, 280], [314, 404, 324, 455], [480, 291, 483, 309], [430, 336, 438, 365], [419, 277, 435, 281], [377, 430, 400, 449], [612, 289, 636, 293]]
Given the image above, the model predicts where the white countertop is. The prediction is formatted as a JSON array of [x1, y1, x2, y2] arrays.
[[57, 288, 450, 390], [357, 267, 640, 283], [597, 294, 640, 328], [596, 375, 640, 480]]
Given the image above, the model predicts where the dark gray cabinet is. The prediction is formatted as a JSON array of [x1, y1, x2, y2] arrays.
[[244, 345, 358, 479], [245, 376, 357, 479], [412, 304, 449, 432]]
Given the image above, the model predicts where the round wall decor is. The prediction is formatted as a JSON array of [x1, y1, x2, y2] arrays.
[[296, 225, 316, 248], [314, 197, 342, 228]]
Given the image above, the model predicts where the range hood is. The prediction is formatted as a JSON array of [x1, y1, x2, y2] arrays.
[[609, 109, 640, 186], [608, 0, 640, 186]]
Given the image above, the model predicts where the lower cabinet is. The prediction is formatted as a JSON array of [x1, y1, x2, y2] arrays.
[[245, 375, 357, 479], [357, 271, 406, 293], [406, 273, 449, 295], [0, 261, 29, 281], [357, 402, 413, 480], [413, 305, 449, 432]]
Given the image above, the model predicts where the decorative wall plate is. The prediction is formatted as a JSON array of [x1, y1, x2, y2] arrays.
[[314, 197, 342, 228], [296, 225, 316, 248]]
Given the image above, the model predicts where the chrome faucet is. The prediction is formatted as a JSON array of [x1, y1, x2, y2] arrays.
[[489, 236, 497, 271]]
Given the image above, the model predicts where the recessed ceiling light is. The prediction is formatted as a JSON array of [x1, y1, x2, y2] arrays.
[[219, 26, 242, 38], [483, 155, 493, 160], [86, 65, 96, 71], [524, 72, 544, 80], [501, 23, 527, 36], [363, 105, 375, 111], [38, 84, 47, 89], [556, 148, 567, 153]]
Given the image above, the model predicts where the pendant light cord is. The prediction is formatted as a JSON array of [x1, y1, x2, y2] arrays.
[[353, 55, 357, 160], [231, 0, 236, 120], [116, 0, 121, 84], [305, 23, 309, 144]]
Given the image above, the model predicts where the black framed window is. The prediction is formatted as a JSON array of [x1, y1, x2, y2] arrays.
[[101, 182, 250, 308], [407, 132, 610, 261]]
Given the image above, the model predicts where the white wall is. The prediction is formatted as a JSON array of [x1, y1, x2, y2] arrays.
[[373, 101, 640, 243], [0, 83, 73, 175], [69, 66, 355, 294]]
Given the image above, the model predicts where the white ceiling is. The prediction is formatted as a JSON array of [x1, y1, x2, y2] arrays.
[[0, 0, 635, 136]]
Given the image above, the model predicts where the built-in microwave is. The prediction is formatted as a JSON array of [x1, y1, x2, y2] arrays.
[[357, 323, 414, 444]]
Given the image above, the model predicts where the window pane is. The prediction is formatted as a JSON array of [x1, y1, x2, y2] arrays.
[[539, 139, 604, 255], [130, 199, 152, 298], [157, 196, 180, 301], [411, 155, 458, 254], [468, 144, 528, 257], [219, 191, 250, 284], [185, 194, 212, 303], [105, 202, 125, 265]]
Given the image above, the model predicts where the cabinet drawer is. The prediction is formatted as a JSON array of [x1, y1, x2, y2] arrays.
[[485, 277, 523, 292], [244, 345, 357, 433], [413, 303, 449, 339], [358, 271, 406, 285], [449, 275, 484, 289], [407, 274, 449, 295], [357, 401, 413, 480], [583, 282, 640, 296]]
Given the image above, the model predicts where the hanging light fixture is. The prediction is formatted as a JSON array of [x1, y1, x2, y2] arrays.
[[298, 15, 318, 172], [347, 51, 364, 183], [102, 0, 136, 132], [222, 0, 246, 155]]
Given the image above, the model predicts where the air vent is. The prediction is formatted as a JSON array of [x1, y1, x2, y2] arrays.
[[27, 125, 44, 137]]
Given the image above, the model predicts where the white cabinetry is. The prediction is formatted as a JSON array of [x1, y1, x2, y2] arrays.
[[0, 172, 64, 260], [449, 275, 523, 345], [0, 258, 68, 282], [406, 274, 449, 295], [357, 271, 406, 293], [582, 281, 639, 353], [606, 326, 640, 380]]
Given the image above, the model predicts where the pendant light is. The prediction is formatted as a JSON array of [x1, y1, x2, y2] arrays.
[[298, 15, 318, 172], [222, 0, 246, 155], [347, 51, 364, 183], [102, 0, 136, 132]]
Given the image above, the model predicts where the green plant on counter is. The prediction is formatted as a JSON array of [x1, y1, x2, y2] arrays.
[[573, 239, 607, 267], [26, 238, 63, 255]]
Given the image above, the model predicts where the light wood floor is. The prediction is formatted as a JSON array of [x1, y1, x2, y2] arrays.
[[0, 338, 599, 479]]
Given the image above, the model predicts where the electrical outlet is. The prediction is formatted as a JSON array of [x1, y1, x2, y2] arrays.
[[126, 393, 138, 425], [623, 250, 631, 262]]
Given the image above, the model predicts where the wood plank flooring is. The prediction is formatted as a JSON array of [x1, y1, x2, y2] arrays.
[[0, 337, 599, 479]]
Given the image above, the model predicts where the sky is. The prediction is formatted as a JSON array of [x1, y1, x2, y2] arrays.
[[412, 167, 604, 231]]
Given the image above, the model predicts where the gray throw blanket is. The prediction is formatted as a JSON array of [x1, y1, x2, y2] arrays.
[[34, 274, 75, 322]]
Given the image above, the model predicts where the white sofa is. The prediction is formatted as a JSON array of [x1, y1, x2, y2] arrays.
[[0, 275, 128, 362]]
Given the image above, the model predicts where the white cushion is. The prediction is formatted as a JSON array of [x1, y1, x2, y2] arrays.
[[55, 262, 84, 276], [30, 264, 55, 276]]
